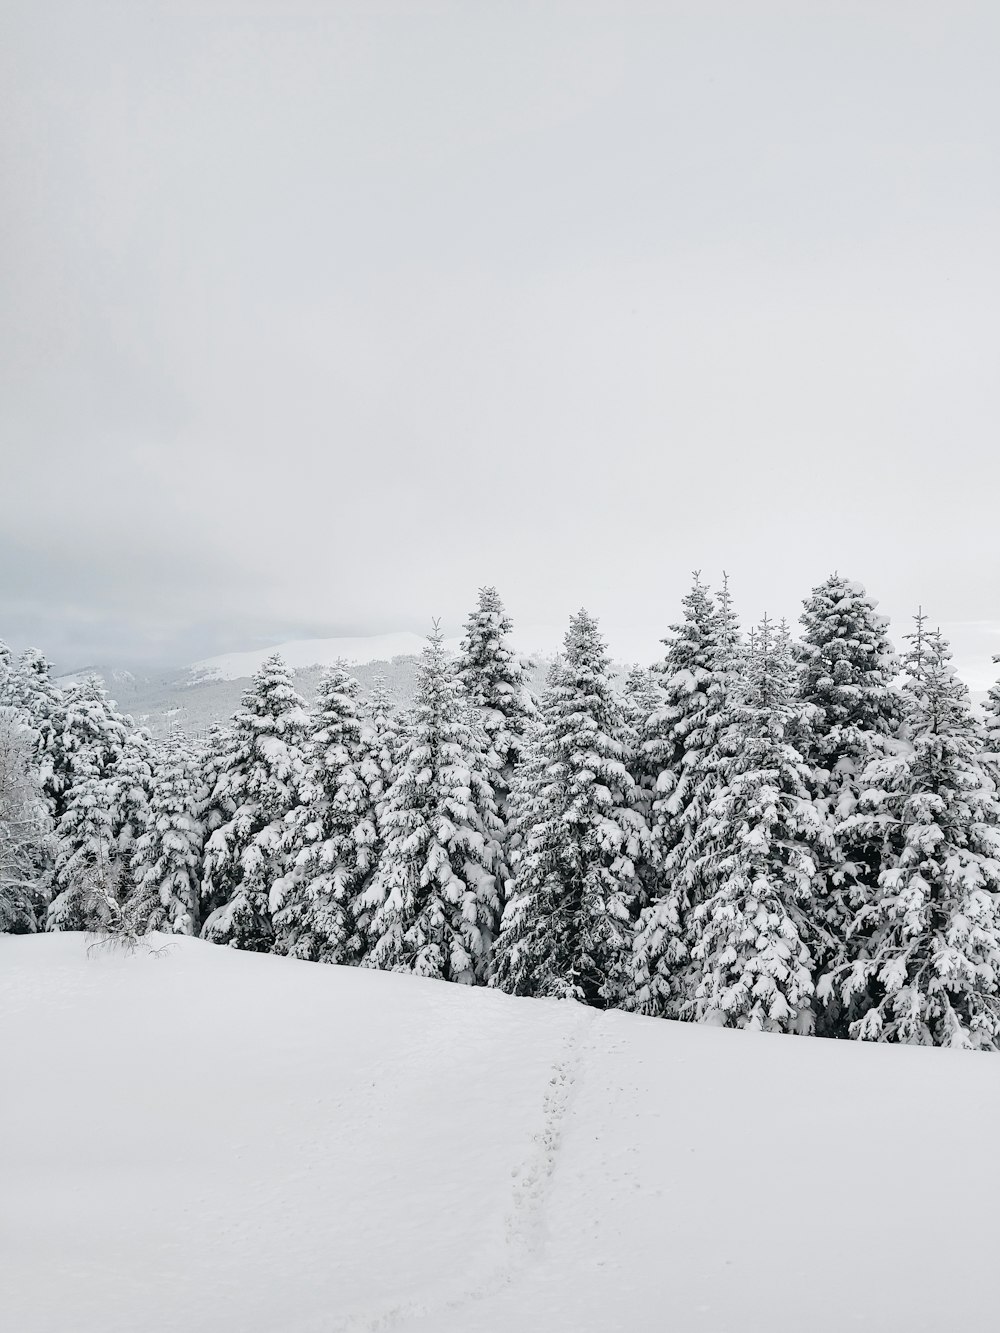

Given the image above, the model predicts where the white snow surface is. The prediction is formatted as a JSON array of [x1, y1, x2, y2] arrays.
[[4, 934, 1000, 1333]]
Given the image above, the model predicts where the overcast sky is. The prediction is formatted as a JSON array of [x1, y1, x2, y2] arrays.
[[2, 1, 998, 683]]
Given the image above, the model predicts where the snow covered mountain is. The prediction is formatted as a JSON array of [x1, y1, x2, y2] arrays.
[[4, 933, 998, 1333], [190, 632, 465, 682], [53, 635, 552, 737]]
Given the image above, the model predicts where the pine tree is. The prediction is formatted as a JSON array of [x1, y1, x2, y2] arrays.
[[127, 732, 204, 935], [0, 708, 52, 933], [619, 664, 665, 906], [493, 610, 650, 1006], [201, 655, 309, 952], [45, 679, 136, 932], [272, 664, 371, 964], [456, 586, 534, 814], [50, 674, 130, 815], [352, 675, 402, 898], [621, 663, 663, 807], [630, 575, 740, 1017], [830, 617, 1000, 1048], [798, 574, 903, 1033], [984, 656, 1000, 769], [361, 625, 503, 984], [0, 640, 12, 705], [194, 722, 234, 921], [49, 770, 122, 931], [106, 730, 154, 898], [686, 618, 829, 1033], [799, 574, 902, 742], [47, 729, 153, 934], [622, 665, 662, 728], [8, 650, 65, 817]]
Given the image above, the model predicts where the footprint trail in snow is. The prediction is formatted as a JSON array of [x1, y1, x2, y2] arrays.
[[335, 1001, 595, 1333]]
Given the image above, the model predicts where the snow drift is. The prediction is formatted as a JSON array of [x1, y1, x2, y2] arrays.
[[3, 933, 999, 1333]]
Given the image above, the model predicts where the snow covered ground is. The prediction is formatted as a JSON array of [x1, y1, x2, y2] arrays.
[[3, 935, 1000, 1333]]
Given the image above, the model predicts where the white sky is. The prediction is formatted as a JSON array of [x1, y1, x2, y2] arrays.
[[1, 1, 998, 684]]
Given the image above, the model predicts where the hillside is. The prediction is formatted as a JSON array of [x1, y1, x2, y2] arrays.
[[3, 935, 999, 1332], [190, 633, 462, 681], [54, 646, 557, 738], [54, 657, 446, 739], [49, 627, 998, 742], [55, 660, 431, 739], [53, 643, 445, 738]]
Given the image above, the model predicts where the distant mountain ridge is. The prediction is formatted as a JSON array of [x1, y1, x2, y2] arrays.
[[55, 634, 552, 739], [190, 632, 465, 683], [55, 634, 994, 742]]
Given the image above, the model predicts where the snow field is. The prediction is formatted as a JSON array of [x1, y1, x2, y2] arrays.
[[4, 934, 1000, 1332]]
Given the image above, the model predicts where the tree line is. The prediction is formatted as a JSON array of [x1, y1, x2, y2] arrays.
[[3, 574, 1000, 1049]]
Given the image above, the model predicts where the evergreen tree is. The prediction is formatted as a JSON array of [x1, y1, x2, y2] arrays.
[[456, 586, 534, 814], [50, 674, 130, 815], [621, 664, 663, 807], [45, 678, 136, 932], [798, 574, 903, 1033], [361, 625, 503, 984], [630, 575, 741, 1017], [201, 655, 309, 952], [0, 640, 12, 704], [622, 664, 662, 728], [0, 708, 52, 933], [194, 722, 235, 921], [984, 656, 1000, 768], [106, 729, 154, 899], [686, 618, 829, 1033], [618, 664, 665, 906], [49, 770, 122, 931], [493, 610, 650, 1006], [272, 664, 371, 964], [352, 675, 402, 901], [47, 728, 152, 933], [829, 617, 1000, 1048], [799, 574, 901, 742], [128, 732, 204, 935], [9, 650, 65, 817]]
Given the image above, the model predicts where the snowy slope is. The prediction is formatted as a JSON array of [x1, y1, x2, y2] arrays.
[[190, 634, 463, 681], [186, 623, 663, 684], [4, 935, 1000, 1333]]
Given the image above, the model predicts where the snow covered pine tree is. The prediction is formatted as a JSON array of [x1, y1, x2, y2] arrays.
[[455, 586, 534, 816], [0, 707, 52, 932], [272, 664, 372, 964], [829, 616, 1000, 1048], [128, 731, 205, 935], [361, 624, 503, 984], [686, 617, 830, 1032], [983, 655, 1000, 780], [630, 575, 740, 1018], [621, 662, 663, 828], [201, 655, 309, 952], [46, 676, 135, 932], [350, 674, 402, 899], [494, 610, 650, 1007], [797, 573, 902, 1034], [11, 649, 68, 820]]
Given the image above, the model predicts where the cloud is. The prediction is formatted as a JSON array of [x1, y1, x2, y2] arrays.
[[1, 1, 998, 678]]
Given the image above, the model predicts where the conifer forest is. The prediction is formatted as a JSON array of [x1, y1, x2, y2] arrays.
[[5, 572, 1000, 1051]]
